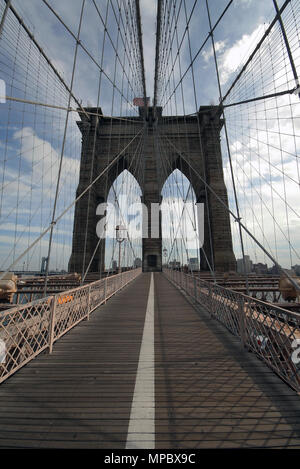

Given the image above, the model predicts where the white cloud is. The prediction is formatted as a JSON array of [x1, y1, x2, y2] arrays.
[[12, 126, 80, 190], [202, 40, 226, 63], [0, 126, 80, 270], [218, 23, 267, 85], [140, 0, 157, 100], [234, 0, 254, 5], [1, 0, 299, 273], [223, 122, 300, 268]]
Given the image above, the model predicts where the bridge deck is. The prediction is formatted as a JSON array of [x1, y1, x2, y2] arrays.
[[0, 273, 300, 449]]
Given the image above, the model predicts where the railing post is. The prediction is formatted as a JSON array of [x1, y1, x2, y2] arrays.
[[104, 276, 107, 304], [193, 276, 197, 303], [238, 295, 247, 348], [48, 295, 56, 354], [209, 283, 213, 317], [86, 285, 91, 321]]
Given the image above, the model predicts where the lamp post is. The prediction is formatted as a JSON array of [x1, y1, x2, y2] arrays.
[[116, 225, 126, 274]]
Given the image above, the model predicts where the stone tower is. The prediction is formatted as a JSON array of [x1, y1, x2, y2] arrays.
[[69, 106, 236, 274]]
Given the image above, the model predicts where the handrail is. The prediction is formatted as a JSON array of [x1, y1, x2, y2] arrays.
[[0, 268, 142, 383], [163, 268, 300, 393]]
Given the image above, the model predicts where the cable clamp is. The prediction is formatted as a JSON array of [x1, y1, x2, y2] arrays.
[[293, 85, 300, 95]]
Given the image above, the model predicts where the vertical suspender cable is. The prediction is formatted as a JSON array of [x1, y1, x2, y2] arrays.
[[81, 0, 110, 281], [44, 0, 86, 295], [0, 0, 11, 37], [205, 0, 250, 293], [272, 0, 300, 98]]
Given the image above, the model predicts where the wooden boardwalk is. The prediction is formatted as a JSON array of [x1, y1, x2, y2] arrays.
[[0, 273, 300, 448]]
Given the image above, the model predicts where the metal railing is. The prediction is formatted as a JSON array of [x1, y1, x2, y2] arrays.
[[163, 268, 300, 393], [0, 268, 141, 383]]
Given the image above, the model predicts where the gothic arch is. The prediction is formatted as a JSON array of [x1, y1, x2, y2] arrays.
[[161, 169, 205, 270], [70, 106, 236, 274], [159, 153, 205, 202], [104, 153, 144, 197], [104, 169, 143, 272]]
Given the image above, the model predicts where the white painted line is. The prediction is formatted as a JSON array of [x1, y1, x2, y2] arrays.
[[126, 273, 155, 449]]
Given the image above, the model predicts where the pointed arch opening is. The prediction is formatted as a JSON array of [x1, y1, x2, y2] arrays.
[[161, 169, 202, 272], [105, 169, 143, 273]]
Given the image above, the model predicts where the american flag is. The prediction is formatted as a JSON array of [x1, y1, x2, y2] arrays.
[[133, 97, 150, 107]]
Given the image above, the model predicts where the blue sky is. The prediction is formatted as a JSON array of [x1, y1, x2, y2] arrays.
[[0, 0, 299, 271]]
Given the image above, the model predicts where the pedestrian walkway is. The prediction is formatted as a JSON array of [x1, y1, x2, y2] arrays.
[[0, 273, 300, 448]]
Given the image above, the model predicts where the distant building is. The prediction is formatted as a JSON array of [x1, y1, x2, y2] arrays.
[[134, 258, 142, 268], [40, 257, 48, 273], [188, 257, 199, 271], [292, 265, 300, 276], [169, 260, 180, 270], [268, 264, 280, 275], [112, 260, 117, 272], [236, 255, 252, 274], [253, 262, 268, 274]]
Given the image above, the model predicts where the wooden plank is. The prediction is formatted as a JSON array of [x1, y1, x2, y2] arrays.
[[154, 273, 300, 449], [0, 274, 151, 448], [0, 272, 300, 448]]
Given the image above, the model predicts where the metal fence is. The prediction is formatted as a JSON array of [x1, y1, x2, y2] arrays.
[[163, 268, 300, 393], [0, 268, 141, 383]]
